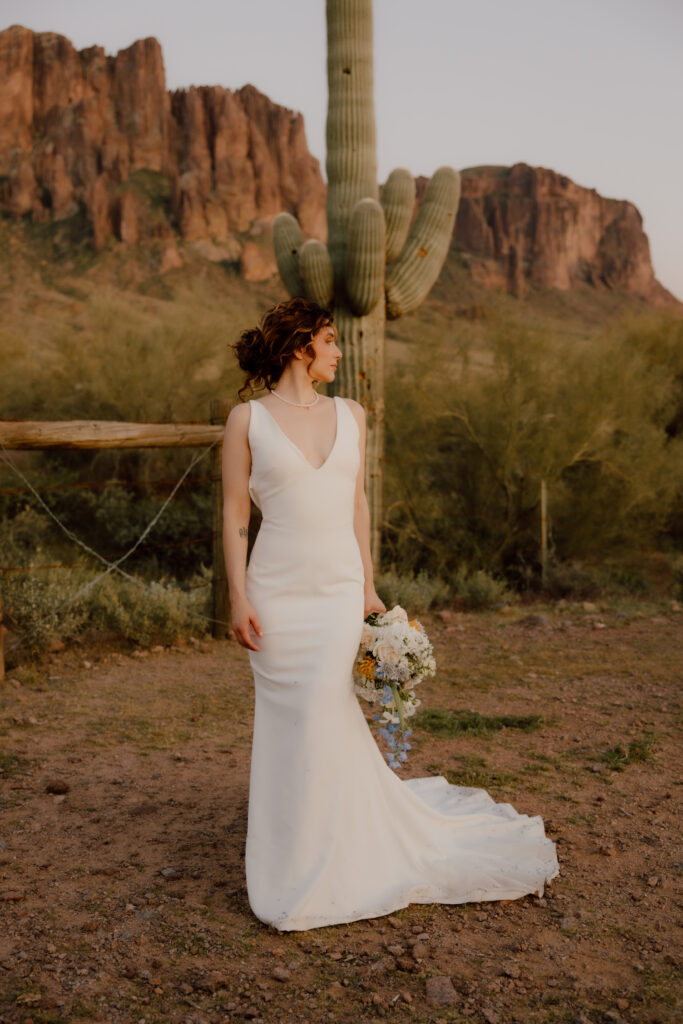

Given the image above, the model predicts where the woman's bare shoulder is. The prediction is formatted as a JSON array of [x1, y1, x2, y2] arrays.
[[225, 400, 252, 433], [340, 397, 365, 426]]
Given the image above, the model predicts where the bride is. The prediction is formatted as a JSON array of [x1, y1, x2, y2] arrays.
[[221, 296, 559, 932]]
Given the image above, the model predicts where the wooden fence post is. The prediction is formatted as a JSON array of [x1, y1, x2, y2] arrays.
[[0, 570, 5, 684], [540, 478, 548, 584], [210, 399, 232, 639]]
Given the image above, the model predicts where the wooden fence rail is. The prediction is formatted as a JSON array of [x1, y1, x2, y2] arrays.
[[0, 401, 233, 683], [0, 419, 224, 449]]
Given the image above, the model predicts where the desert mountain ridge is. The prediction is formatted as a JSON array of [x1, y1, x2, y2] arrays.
[[0, 23, 678, 310]]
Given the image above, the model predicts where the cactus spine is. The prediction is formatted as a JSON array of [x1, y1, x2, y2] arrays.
[[273, 0, 460, 568]]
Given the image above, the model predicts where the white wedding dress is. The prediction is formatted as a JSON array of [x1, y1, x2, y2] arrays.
[[244, 395, 559, 931]]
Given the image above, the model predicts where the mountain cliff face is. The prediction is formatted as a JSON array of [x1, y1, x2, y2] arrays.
[[0, 24, 325, 277], [0, 25, 676, 307], [442, 165, 676, 307]]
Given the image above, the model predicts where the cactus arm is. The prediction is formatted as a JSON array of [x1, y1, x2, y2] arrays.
[[273, 212, 304, 298], [345, 197, 385, 316], [325, 0, 379, 291], [384, 166, 461, 319], [381, 168, 415, 263], [299, 238, 335, 308]]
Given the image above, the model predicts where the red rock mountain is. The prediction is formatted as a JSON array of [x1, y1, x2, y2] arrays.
[[0, 24, 676, 307], [0, 25, 325, 279], [439, 166, 677, 307]]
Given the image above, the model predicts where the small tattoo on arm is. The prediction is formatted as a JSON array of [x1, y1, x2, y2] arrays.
[[239, 526, 249, 539]]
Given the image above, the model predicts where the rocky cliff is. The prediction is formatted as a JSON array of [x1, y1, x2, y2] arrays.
[[0, 25, 676, 307], [0, 24, 325, 278], [440, 165, 677, 307]]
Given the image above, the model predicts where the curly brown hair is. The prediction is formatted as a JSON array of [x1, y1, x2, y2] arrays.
[[231, 297, 336, 401]]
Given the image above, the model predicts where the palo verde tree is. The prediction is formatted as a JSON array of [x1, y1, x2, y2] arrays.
[[273, 0, 460, 566]]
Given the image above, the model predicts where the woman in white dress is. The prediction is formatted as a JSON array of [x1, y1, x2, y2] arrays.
[[221, 296, 559, 932]]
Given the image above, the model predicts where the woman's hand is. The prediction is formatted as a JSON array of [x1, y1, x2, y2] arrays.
[[363, 583, 386, 619], [230, 597, 263, 651]]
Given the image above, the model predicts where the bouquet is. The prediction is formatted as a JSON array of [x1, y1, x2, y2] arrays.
[[353, 604, 436, 768]]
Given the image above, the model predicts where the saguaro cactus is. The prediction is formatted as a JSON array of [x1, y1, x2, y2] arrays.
[[273, 0, 460, 567]]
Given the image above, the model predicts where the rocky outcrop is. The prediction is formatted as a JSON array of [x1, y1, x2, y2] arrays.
[[0, 24, 325, 270], [0, 25, 676, 306], [426, 164, 678, 307]]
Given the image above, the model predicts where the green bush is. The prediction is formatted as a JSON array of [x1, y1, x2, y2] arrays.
[[449, 567, 513, 609], [543, 558, 652, 599], [672, 559, 683, 601], [374, 565, 450, 614], [2, 562, 211, 660], [384, 308, 683, 587], [597, 563, 649, 596], [543, 560, 602, 600], [84, 572, 211, 647], [2, 570, 89, 658], [0, 470, 214, 584]]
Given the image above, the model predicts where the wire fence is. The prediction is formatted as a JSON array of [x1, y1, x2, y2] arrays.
[[0, 473, 211, 496], [0, 412, 233, 677], [1, 472, 214, 578]]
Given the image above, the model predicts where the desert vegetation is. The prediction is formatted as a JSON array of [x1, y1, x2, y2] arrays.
[[1, 224, 682, 665]]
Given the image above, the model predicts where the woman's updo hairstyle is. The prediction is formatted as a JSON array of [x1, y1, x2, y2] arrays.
[[231, 296, 335, 401]]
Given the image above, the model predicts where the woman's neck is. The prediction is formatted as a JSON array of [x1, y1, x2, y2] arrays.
[[271, 373, 318, 405]]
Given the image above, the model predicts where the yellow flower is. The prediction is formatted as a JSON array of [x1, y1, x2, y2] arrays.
[[356, 655, 377, 679]]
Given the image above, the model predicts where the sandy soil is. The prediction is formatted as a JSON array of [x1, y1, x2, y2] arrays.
[[0, 599, 680, 1024]]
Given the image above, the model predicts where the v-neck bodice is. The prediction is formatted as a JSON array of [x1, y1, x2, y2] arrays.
[[247, 395, 360, 532], [255, 396, 340, 472]]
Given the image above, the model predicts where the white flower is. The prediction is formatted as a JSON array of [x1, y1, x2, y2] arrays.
[[372, 638, 403, 667], [381, 605, 408, 625], [360, 622, 376, 648]]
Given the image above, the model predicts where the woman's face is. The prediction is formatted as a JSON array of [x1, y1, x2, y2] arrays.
[[300, 323, 342, 383]]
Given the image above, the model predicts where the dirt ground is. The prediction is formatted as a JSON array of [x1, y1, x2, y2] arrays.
[[0, 598, 680, 1024]]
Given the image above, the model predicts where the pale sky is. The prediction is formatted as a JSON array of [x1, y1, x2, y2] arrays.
[[3, 0, 682, 300]]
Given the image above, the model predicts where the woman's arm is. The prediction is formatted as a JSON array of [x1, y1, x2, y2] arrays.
[[221, 403, 263, 650], [346, 399, 386, 616]]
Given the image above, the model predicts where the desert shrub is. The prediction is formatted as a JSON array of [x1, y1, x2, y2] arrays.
[[84, 572, 211, 647], [2, 570, 90, 658], [0, 277, 274, 583], [449, 567, 513, 609], [543, 560, 602, 599], [596, 563, 649, 596], [538, 557, 651, 600], [2, 562, 211, 660], [384, 309, 683, 586], [671, 559, 683, 600], [0, 280, 251, 423], [0, 452, 214, 583], [0, 505, 55, 566], [374, 565, 450, 614]]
